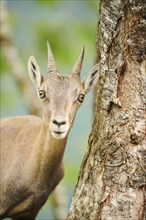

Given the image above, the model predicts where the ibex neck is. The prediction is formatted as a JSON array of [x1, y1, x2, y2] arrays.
[[43, 125, 67, 168], [34, 121, 68, 182]]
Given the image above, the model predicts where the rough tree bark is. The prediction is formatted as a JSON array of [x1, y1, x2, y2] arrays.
[[67, 0, 146, 219]]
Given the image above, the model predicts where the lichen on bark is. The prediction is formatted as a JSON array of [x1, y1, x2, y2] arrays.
[[67, 0, 146, 219]]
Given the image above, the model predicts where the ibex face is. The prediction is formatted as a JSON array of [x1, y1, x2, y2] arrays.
[[39, 73, 86, 139], [28, 43, 99, 139]]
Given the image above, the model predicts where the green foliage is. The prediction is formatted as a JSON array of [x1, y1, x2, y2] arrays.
[[0, 53, 8, 76], [35, 0, 61, 7], [33, 22, 73, 65], [1, 90, 12, 107], [64, 163, 80, 185]]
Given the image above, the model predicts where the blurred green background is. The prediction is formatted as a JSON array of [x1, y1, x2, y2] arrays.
[[0, 0, 98, 219]]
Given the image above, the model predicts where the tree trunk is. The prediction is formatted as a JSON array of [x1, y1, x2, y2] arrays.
[[67, 0, 146, 219]]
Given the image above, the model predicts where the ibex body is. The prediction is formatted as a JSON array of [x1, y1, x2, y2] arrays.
[[0, 43, 99, 220]]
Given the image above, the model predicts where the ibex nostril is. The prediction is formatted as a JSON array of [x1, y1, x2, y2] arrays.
[[52, 119, 67, 127], [52, 119, 58, 125], [60, 121, 67, 125]]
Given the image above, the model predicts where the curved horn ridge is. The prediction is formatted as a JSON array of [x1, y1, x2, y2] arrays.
[[72, 46, 85, 76], [47, 42, 57, 73]]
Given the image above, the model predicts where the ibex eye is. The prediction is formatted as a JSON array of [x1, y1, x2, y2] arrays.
[[77, 94, 85, 103], [39, 90, 46, 99]]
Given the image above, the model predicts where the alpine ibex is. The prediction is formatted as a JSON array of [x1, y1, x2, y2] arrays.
[[0, 43, 99, 220]]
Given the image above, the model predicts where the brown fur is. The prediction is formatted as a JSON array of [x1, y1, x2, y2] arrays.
[[0, 115, 66, 219]]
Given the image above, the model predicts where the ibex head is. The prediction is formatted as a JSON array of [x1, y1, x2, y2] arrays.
[[28, 43, 99, 139]]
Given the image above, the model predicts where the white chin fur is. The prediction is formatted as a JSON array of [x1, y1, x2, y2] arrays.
[[51, 131, 67, 139]]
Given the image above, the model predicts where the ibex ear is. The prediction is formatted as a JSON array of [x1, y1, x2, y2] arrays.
[[28, 56, 44, 89], [82, 63, 99, 94]]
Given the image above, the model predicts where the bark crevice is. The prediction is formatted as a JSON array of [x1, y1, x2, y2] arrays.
[[67, 1, 145, 219]]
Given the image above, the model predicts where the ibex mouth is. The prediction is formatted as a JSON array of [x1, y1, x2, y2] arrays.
[[51, 130, 68, 139], [54, 131, 65, 135]]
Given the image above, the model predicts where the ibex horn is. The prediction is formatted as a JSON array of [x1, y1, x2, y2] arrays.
[[47, 42, 57, 73], [72, 46, 85, 76]]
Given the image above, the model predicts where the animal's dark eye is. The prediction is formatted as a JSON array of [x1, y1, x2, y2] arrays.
[[77, 94, 85, 103], [39, 90, 46, 99]]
